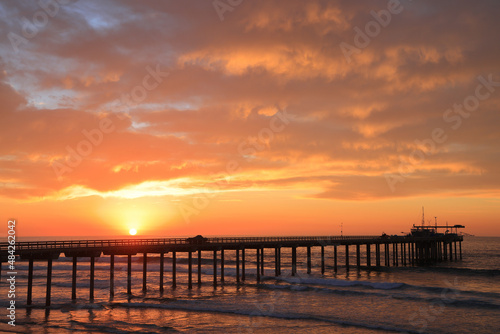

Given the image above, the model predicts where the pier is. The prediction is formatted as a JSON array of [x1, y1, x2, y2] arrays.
[[1, 234, 463, 307]]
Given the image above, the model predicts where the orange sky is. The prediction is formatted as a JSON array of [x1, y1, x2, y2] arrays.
[[1, 0, 499, 237]]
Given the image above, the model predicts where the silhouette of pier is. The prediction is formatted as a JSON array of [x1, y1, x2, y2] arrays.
[[0, 234, 463, 307]]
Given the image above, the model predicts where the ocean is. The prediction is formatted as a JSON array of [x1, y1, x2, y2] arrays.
[[1, 236, 499, 333]]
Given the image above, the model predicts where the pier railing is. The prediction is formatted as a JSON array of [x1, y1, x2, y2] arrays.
[[1, 236, 381, 251], [0, 235, 462, 253]]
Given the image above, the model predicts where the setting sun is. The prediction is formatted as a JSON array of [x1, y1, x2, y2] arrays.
[[129, 228, 137, 236]]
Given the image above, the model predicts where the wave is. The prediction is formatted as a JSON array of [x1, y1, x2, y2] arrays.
[[259, 278, 500, 310], [108, 301, 423, 333]]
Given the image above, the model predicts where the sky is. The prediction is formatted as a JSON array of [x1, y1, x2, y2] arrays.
[[1, 0, 499, 237]]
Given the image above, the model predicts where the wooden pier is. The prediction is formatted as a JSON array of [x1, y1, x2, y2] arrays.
[[0, 234, 464, 307]]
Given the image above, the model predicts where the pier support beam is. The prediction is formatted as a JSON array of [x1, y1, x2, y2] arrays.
[[212, 250, 217, 287], [90, 256, 95, 300], [334, 245, 338, 272], [188, 251, 192, 289], [345, 245, 349, 271], [72, 257, 77, 300], [385, 244, 389, 266], [127, 255, 132, 294], [256, 248, 260, 282], [159, 253, 164, 292], [27, 259, 34, 305], [356, 245, 360, 268], [449, 243, 453, 261], [411, 243, 414, 264], [278, 247, 281, 275], [142, 253, 147, 292], [46, 258, 53, 307], [321, 246, 325, 275], [366, 244, 371, 267], [261, 248, 265, 275], [307, 246, 312, 274], [402, 243, 406, 266], [110, 255, 114, 297], [292, 247, 297, 276], [394, 243, 399, 266], [242, 248, 246, 281], [454, 242, 457, 260], [375, 244, 380, 267], [221, 249, 225, 283], [198, 250, 202, 287], [236, 249, 240, 283], [274, 248, 279, 277], [172, 252, 177, 288]]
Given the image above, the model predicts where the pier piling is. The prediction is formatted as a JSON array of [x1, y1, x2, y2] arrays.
[[72, 257, 77, 300], [159, 253, 164, 292], [90, 256, 95, 300], [27, 259, 33, 305], [172, 252, 177, 288], [188, 251, 192, 289], [198, 250, 202, 286], [46, 258, 52, 307], [142, 253, 147, 292], [127, 255, 132, 294]]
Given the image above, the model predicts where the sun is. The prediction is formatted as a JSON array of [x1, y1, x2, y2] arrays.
[[129, 228, 137, 236]]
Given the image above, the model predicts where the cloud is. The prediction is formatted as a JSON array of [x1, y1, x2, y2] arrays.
[[0, 0, 499, 204]]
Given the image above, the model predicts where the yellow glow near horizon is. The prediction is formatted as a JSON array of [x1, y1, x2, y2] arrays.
[[129, 228, 137, 235]]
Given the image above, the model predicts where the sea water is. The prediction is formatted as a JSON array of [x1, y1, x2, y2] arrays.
[[0, 237, 499, 333]]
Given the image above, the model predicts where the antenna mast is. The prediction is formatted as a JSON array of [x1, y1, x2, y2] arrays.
[[421, 207, 425, 227]]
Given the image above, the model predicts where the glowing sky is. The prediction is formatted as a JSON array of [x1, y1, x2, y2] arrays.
[[1, 0, 499, 237]]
